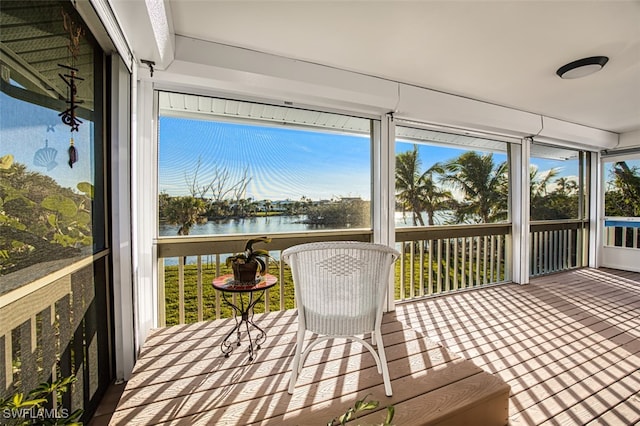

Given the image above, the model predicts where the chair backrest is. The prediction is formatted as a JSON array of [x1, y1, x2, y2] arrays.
[[282, 241, 400, 336]]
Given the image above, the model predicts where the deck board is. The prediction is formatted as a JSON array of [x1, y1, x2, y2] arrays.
[[110, 268, 640, 425], [398, 268, 640, 425]]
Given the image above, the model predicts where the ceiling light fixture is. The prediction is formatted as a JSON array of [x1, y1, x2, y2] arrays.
[[556, 56, 609, 79]]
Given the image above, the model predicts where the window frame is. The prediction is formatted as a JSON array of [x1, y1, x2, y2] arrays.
[[155, 90, 379, 239]]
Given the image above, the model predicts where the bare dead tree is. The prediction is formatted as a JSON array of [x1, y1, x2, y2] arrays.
[[231, 167, 251, 203], [184, 157, 252, 211]]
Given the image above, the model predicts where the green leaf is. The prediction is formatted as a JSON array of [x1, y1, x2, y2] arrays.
[[244, 236, 271, 251], [66, 408, 83, 421], [255, 257, 266, 272], [17, 397, 47, 407], [354, 398, 364, 411], [29, 382, 53, 396], [42, 195, 78, 217], [77, 181, 94, 199], [53, 233, 76, 247], [360, 400, 379, 410], [252, 249, 270, 256], [384, 405, 395, 425], [3, 190, 35, 207], [47, 214, 58, 227], [338, 407, 355, 425], [75, 211, 91, 226], [12, 392, 23, 406], [0, 213, 27, 230]]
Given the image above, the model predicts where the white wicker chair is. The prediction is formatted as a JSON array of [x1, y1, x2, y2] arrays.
[[282, 241, 400, 396]]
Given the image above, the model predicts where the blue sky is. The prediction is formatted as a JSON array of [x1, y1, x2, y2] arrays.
[[397, 140, 580, 178], [159, 116, 580, 201], [0, 90, 93, 191], [396, 141, 507, 171], [159, 117, 371, 200]]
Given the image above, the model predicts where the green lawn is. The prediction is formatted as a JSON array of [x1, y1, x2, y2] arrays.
[[163, 263, 295, 325], [163, 253, 505, 326]]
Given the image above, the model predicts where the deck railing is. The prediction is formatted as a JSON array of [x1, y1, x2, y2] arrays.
[[604, 217, 640, 249], [156, 223, 512, 325], [529, 220, 588, 277], [0, 253, 111, 422], [394, 223, 511, 301], [156, 230, 372, 326]]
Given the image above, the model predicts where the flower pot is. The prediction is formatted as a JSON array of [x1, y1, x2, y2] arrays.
[[232, 260, 259, 283]]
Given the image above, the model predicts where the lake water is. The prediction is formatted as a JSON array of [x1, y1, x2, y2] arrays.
[[160, 215, 325, 265], [159, 215, 312, 237], [159, 212, 450, 237], [159, 212, 448, 265]]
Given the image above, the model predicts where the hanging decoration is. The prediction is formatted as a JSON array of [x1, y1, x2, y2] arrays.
[[33, 139, 59, 171], [59, 9, 84, 168], [34, 125, 59, 171], [68, 138, 77, 168], [58, 64, 83, 133]]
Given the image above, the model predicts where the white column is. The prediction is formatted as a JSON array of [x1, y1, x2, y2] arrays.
[[374, 115, 396, 246], [511, 138, 531, 284], [589, 151, 602, 268], [132, 74, 159, 352], [110, 55, 135, 380], [375, 114, 396, 311], [110, 54, 135, 380]]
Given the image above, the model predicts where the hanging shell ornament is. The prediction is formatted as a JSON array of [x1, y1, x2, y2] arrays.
[[34, 139, 59, 171], [68, 138, 77, 168]]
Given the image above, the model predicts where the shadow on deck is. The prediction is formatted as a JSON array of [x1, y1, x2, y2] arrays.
[[107, 268, 640, 425]]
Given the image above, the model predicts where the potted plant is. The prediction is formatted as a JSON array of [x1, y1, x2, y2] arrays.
[[226, 236, 274, 282]]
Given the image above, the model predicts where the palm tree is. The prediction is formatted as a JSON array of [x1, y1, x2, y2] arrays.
[[441, 151, 508, 223], [530, 166, 559, 200], [395, 146, 426, 226], [396, 145, 450, 226], [420, 166, 451, 226], [606, 161, 640, 216], [530, 167, 583, 220], [163, 196, 207, 235], [555, 176, 578, 196]]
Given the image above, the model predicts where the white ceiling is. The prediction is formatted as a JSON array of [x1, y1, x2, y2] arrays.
[[122, 1, 640, 135]]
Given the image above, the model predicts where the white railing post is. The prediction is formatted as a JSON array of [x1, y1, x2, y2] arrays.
[[157, 258, 166, 327], [197, 256, 203, 322], [178, 257, 185, 324]]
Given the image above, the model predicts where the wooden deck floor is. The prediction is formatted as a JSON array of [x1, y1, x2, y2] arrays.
[[109, 268, 640, 425]]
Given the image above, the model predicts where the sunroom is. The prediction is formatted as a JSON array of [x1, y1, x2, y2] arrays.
[[0, 1, 639, 425]]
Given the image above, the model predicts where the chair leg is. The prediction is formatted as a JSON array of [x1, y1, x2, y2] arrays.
[[375, 329, 393, 396], [288, 328, 305, 394]]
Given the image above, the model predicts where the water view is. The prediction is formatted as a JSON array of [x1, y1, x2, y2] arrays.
[[159, 212, 452, 265], [159, 211, 450, 237], [156, 110, 598, 268], [159, 214, 312, 236]]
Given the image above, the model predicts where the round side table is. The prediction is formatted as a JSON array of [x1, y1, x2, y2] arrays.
[[212, 274, 277, 361]]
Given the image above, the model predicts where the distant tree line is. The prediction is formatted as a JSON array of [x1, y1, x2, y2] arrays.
[[395, 145, 588, 225], [158, 157, 367, 234], [158, 149, 640, 237], [4, 150, 636, 277]]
